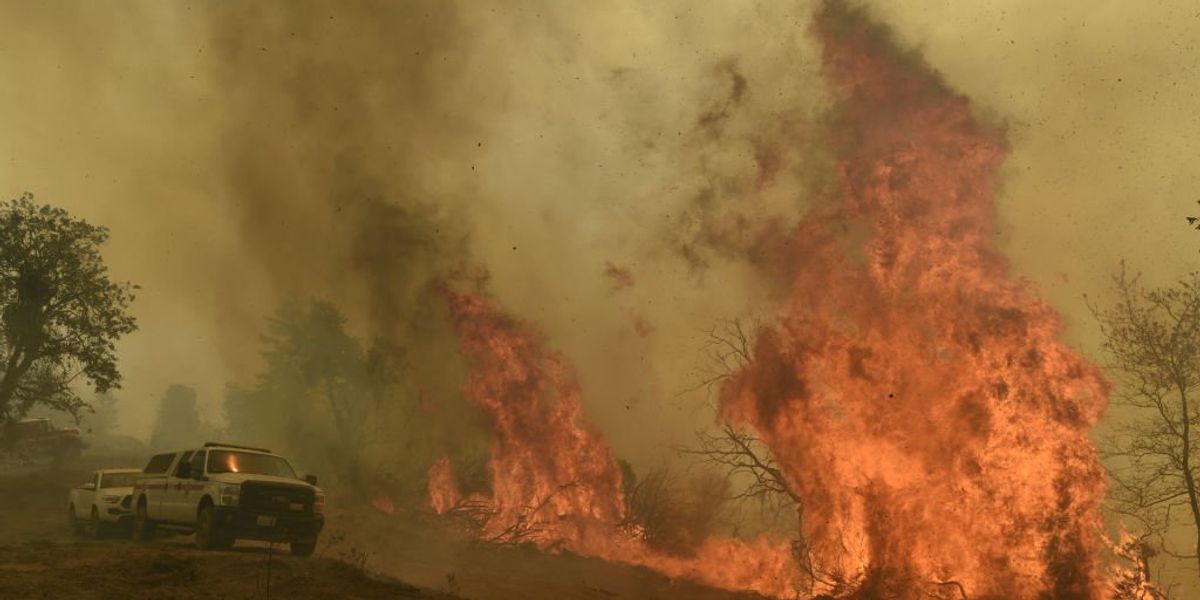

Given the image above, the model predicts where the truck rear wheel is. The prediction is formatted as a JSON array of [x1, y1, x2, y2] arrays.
[[132, 500, 156, 542]]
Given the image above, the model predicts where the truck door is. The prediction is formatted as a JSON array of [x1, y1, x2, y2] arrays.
[[162, 450, 196, 523], [76, 472, 100, 518], [179, 450, 207, 516], [138, 452, 176, 521], [88, 472, 102, 512]]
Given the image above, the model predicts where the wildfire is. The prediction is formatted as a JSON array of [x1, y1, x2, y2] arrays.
[[426, 455, 461, 515], [433, 288, 799, 597], [717, 1, 1110, 597], [427, 2, 1111, 599], [436, 289, 627, 549]]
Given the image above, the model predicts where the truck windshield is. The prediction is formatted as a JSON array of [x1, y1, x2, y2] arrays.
[[101, 473, 138, 488], [207, 450, 297, 478]]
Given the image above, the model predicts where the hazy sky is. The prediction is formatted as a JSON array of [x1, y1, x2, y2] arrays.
[[0, 0, 1195, 474]]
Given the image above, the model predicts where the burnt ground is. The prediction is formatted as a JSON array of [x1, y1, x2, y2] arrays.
[[0, 541, 449, 600], [0, 456, 769, 600]]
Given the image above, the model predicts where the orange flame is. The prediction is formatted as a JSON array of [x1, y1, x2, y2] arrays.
[[441, 289, 626, 548], [428, 3, 1112, 598], [437, 288, 799, 597], [714, 2, 1110, 597], [371, 491, 396, 515], [427, 454, 462, 515]]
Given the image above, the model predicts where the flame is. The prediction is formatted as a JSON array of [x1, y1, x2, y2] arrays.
[[713, 2, 1110, 597], [439, 289, 626, 548], [427, 3, 1112, 598], [427, 454, 461, 515], [437, 288, 799, 597], [1106, 528, 1167, 600], [371, 491, 396, 515]]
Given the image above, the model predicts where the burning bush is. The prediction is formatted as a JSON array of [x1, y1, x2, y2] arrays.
[[619, 463, 732, 556]]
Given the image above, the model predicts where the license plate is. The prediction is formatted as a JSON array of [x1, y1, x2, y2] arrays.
[[256, 515, 276, 527]]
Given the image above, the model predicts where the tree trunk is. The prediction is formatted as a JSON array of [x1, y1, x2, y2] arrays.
[[0, 350, 34, 423], [1178, 386, 1200, 577], [323, 379, 364, 497]]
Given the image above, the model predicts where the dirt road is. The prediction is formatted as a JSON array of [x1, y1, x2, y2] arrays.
[[0, 458, 456, 600], [0, 457, 767, 600]]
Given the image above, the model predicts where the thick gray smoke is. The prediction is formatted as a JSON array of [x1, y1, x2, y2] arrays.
[[1, 2, 1198, 567]]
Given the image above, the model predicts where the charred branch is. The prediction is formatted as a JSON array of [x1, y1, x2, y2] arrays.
[[437, 481, 582, 549]]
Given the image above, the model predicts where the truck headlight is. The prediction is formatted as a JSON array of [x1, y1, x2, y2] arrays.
[[102, 495, 121, 503], [219, 484, 240, 506], [314, 492, 325, 514]]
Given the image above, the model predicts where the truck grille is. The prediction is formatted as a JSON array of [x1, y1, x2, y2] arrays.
[[240, 482, 314, 513]]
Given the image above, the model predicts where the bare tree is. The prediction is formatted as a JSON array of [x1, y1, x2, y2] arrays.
[[686, 424, 798, 509], [680, 317, 828, 593], [1090, 265, 1200, 579], [681, 318, 798, 517], [679, 318, 758, 398], [682, 424, 836, 591]]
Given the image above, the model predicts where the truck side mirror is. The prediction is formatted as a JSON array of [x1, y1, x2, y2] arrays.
[[304, 474, 318, 486]]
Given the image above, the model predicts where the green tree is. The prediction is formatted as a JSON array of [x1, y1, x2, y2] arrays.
[[225, 299, 399, 495], [149, 384, 204, 450], [221, 382, 272, 447], [0, 194, 136, 424]]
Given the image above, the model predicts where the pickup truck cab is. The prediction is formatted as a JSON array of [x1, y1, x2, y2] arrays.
[[67, 468, 140, 538], [131, 442, 325, 555]]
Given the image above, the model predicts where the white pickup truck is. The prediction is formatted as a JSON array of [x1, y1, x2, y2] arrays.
[[67, 468, 140, 538], [131, 442, 325, 555]]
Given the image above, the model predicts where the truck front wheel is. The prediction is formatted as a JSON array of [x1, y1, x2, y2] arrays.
[[195, 505, 232, 550]]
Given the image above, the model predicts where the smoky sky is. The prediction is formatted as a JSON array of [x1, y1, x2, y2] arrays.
[[0, 0, 1197, 526]]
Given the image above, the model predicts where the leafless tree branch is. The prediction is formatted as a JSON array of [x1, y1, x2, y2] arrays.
[[1091, 264, 1200, 585]]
